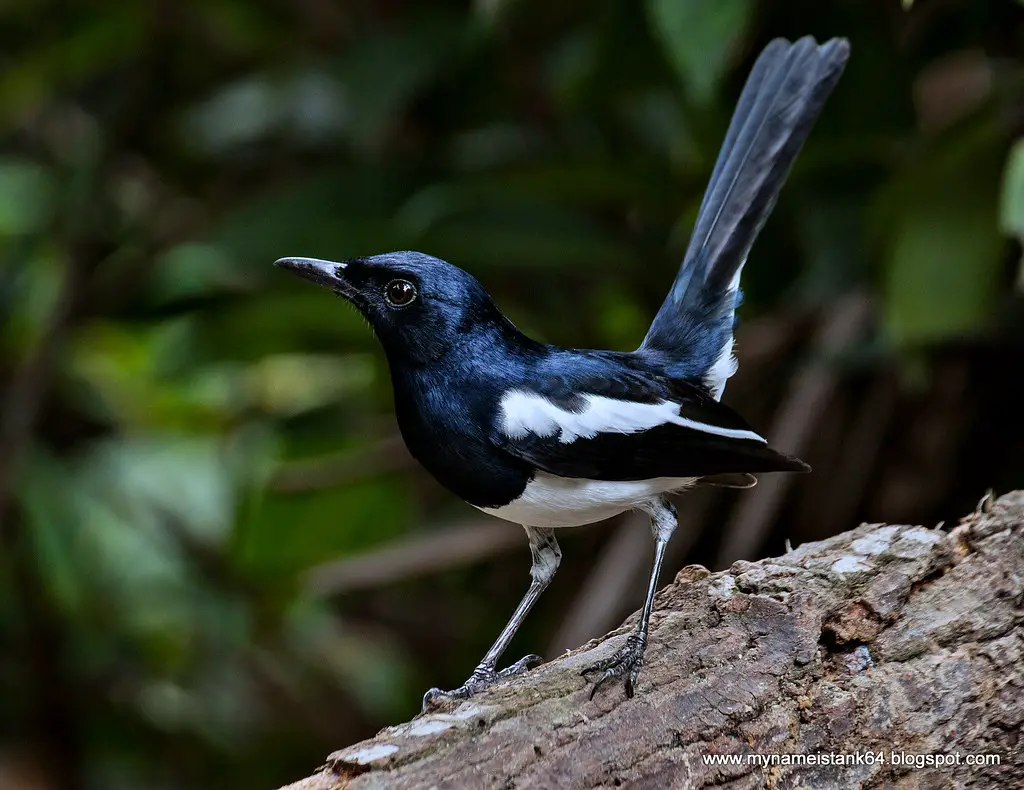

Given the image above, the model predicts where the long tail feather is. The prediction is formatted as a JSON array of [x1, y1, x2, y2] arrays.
[[641, 37, 849, 398]]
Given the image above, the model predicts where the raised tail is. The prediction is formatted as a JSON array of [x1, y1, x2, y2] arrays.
[[640, 37, 849, 399]]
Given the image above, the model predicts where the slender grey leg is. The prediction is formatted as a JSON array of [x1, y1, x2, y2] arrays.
[[422, 526, 561, 711], [582, 497, 677, 699]]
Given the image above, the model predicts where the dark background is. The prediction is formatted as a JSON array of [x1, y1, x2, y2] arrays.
[[1, 1, 1022, 788]]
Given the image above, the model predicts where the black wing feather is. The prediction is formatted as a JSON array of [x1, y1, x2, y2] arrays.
[[491, 371, 808, 481]]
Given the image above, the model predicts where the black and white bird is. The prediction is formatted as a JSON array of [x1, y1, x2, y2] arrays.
[[275, 36, 850, 707]]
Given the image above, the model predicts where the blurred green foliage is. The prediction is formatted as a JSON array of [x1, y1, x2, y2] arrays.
[[0, 1, 1021, 788]]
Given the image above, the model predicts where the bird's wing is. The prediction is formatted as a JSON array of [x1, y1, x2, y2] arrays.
[[490, 371, 807, 481]]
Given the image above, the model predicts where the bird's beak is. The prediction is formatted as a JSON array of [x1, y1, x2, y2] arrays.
[[274, 257, 352, 294]]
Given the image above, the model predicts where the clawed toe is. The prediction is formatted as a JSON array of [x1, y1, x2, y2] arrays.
[[422, 654, 544, 712], [497, 653, 543, 679], [421, 686, 455, 712], [421, 680, 483, 713], [581, 634, 646, 700]]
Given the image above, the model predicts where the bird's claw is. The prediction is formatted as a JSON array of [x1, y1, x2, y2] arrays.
[[421, 654, 543, 712], [581, 634, 646, 700]]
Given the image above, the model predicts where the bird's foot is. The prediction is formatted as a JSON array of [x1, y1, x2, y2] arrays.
[[421, 654, 542, 712], [581, 633, 647, 700]]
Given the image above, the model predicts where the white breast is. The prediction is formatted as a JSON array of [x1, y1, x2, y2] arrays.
[[478, 472, 696, 528]]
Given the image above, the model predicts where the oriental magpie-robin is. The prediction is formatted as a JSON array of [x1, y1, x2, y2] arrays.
[[275, 36, 849, 708]]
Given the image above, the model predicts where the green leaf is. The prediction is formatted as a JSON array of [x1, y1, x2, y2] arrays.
[[152, 243, 248, 301], [18, 451, 88, 614], [646, 0, 751, 103], [84, 435, 241, 547], [1000, 141, 1024, 239], [999, 139, 1024, 288], [885, 200, 1002, 344], [882, 123, 1006, 345], [238, 479, 411, 575], [0, 159, 55, 235], [0, 246, 63, 356], [187, 353, 376, 417]]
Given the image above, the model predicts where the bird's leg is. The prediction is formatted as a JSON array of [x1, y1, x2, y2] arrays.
[[422, 526, 560, 711], [582, 497, 677, 699]]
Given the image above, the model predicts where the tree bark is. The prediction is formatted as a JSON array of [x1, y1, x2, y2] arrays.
[[280, 492, 1024, 789]]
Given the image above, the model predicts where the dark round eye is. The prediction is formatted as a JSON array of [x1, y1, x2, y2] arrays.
[[384, 279, 417, 307]]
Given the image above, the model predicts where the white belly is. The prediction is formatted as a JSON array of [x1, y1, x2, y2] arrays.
[[478, 472, 696, 528]]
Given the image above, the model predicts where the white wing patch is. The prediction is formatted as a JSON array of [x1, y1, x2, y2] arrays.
[[704, 337, 738, 401], [703, 263, 744, 401], [498, 390, 764, 444]]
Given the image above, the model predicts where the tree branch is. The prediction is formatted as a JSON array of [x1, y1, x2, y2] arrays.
[[281, 492, 1024, 789]]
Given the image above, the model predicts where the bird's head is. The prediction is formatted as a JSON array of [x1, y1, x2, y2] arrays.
[[274, 251, 507, 365]]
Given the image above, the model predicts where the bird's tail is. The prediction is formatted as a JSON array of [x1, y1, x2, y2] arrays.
[[640, 37, 849, 399]]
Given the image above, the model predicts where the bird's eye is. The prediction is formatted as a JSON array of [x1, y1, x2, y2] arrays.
[[384, 279, 417, 308]]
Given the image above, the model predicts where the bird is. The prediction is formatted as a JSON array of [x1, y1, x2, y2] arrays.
[[275, 36, 850, 709]]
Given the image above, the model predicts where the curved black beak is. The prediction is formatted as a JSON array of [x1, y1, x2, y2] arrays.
[[274, 257, 351, 292]]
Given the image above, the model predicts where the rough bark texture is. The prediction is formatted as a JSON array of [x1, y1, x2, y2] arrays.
[[281, 493, 1024, 789]]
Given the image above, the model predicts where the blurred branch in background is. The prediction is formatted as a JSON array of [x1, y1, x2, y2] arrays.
[[271, 435, 412, 493], [305, 518, 523, 597], [0, 1, 1022, 789]]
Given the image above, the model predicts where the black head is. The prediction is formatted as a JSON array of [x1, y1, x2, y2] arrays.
[[274, 251, 510, 365]]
